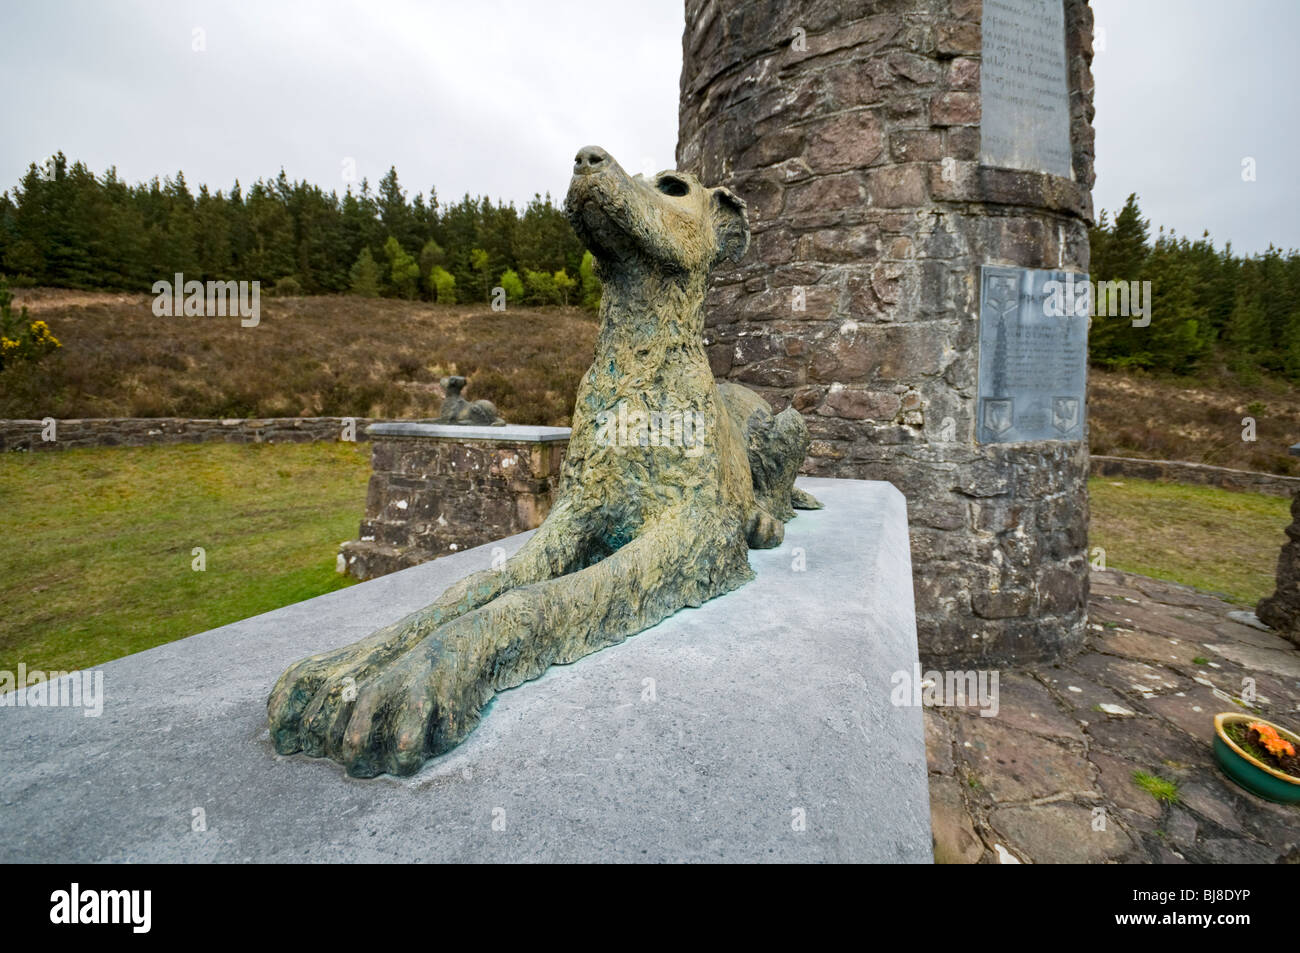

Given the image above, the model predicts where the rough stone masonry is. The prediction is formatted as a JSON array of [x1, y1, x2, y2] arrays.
[[338, 423, 569, 582], [678, 0, 1096, 664]]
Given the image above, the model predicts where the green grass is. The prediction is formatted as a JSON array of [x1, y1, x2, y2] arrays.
[[1088, 477, 1291, 605], [0, 442, 371, 682], [1132, 770, 1180, 805], [1, 450, 1290, 684]]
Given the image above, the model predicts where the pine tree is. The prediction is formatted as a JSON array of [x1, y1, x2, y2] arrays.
[[1142, 233, 1209, 372], [1226, 275, 1267, 360], [1107, 193, 1149, 280], [579, 250, 601, 312], [419, 240, 446, 298], [193, 184, 232, 280], [470, 247, 491, 303], [377, 167, 419, 253], [383, 236, 420, 299], [244, 179, 295, 281], [4, 163, 48, 279], [499, 268, 524, 303], [1089, 194, 1153, 368], [553, 268, 576, 307], [523, 268, 557, 305], [429, 265, 456, 304], [349, 247, 381, 297]]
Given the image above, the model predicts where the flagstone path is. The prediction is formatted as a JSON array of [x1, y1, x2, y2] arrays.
[[927, 569, 1300, 863]]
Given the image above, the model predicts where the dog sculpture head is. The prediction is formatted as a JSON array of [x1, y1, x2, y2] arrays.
[[564, 145, 749, 279]]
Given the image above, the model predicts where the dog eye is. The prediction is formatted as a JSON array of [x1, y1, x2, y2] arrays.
[[657, 177, 689, 197]]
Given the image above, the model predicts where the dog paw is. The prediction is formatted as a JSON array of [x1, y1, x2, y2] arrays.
[[746, 507, 785, 549], [267, 621, 425, 757], [269, 632, 482, 777], [334, 642, 479, 777]]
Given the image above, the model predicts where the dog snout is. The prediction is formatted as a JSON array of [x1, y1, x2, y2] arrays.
[[573, 146, 611, 176]]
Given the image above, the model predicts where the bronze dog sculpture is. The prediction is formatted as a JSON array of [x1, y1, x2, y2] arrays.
[[267, 146, 820, 777], [435, 375, 506, 426]]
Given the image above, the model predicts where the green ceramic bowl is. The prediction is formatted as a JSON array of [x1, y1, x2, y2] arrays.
[[1213, 712, 1300, 805]]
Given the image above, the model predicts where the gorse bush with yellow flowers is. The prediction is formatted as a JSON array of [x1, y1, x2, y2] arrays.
[[0, 278, 60, 371]]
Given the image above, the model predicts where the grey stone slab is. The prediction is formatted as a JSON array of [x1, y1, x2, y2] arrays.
[[0, 478, 930, 863], [1226, 610, 1273, 634], [980, 0, 1074, 179], [367, 422, 572, 443], [1205, 641, 1300, 681], [977, 266, 1089, 444], [989, 803, 1135, 864]]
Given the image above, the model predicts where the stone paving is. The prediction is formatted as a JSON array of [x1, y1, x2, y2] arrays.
[[927, 569, 1300, 863]]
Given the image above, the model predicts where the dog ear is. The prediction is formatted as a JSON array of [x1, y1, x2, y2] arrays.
[[711, 186, 750, 264]]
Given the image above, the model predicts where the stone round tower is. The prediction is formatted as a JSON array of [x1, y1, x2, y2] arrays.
[[678, 0, 1097, 664]]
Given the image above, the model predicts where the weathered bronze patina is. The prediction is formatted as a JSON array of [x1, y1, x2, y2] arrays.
[[267, 146, 819, 777], [435, 375, 506, 426]]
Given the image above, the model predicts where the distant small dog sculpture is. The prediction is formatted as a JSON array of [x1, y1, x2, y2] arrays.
[[435, 375, 505, 426], [268, 146, 820, 777]]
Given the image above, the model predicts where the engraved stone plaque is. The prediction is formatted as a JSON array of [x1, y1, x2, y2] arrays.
[[977, 266, 1088, 444], [980, 0, 1074, 179]]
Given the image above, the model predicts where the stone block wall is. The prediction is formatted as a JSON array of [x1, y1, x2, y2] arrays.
[[1090, 456, 1300, 499], [0, 416, 396, 451], [678, 0, 1096, 664], [339, 425, 569, 581]]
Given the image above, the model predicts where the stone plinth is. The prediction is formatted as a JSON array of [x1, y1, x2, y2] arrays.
[[677, 0, 1097, 665], [339, 422, 570, 581], [0, 478, 931, 863]]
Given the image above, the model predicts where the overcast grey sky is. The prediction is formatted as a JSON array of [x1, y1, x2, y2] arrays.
[[1090, 0, 1299, 253], [1, 0, 1296, 255]]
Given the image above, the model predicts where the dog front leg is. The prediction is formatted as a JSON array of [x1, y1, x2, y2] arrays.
[[324, 514, 753, 776], [268, 498, 592, 756]]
